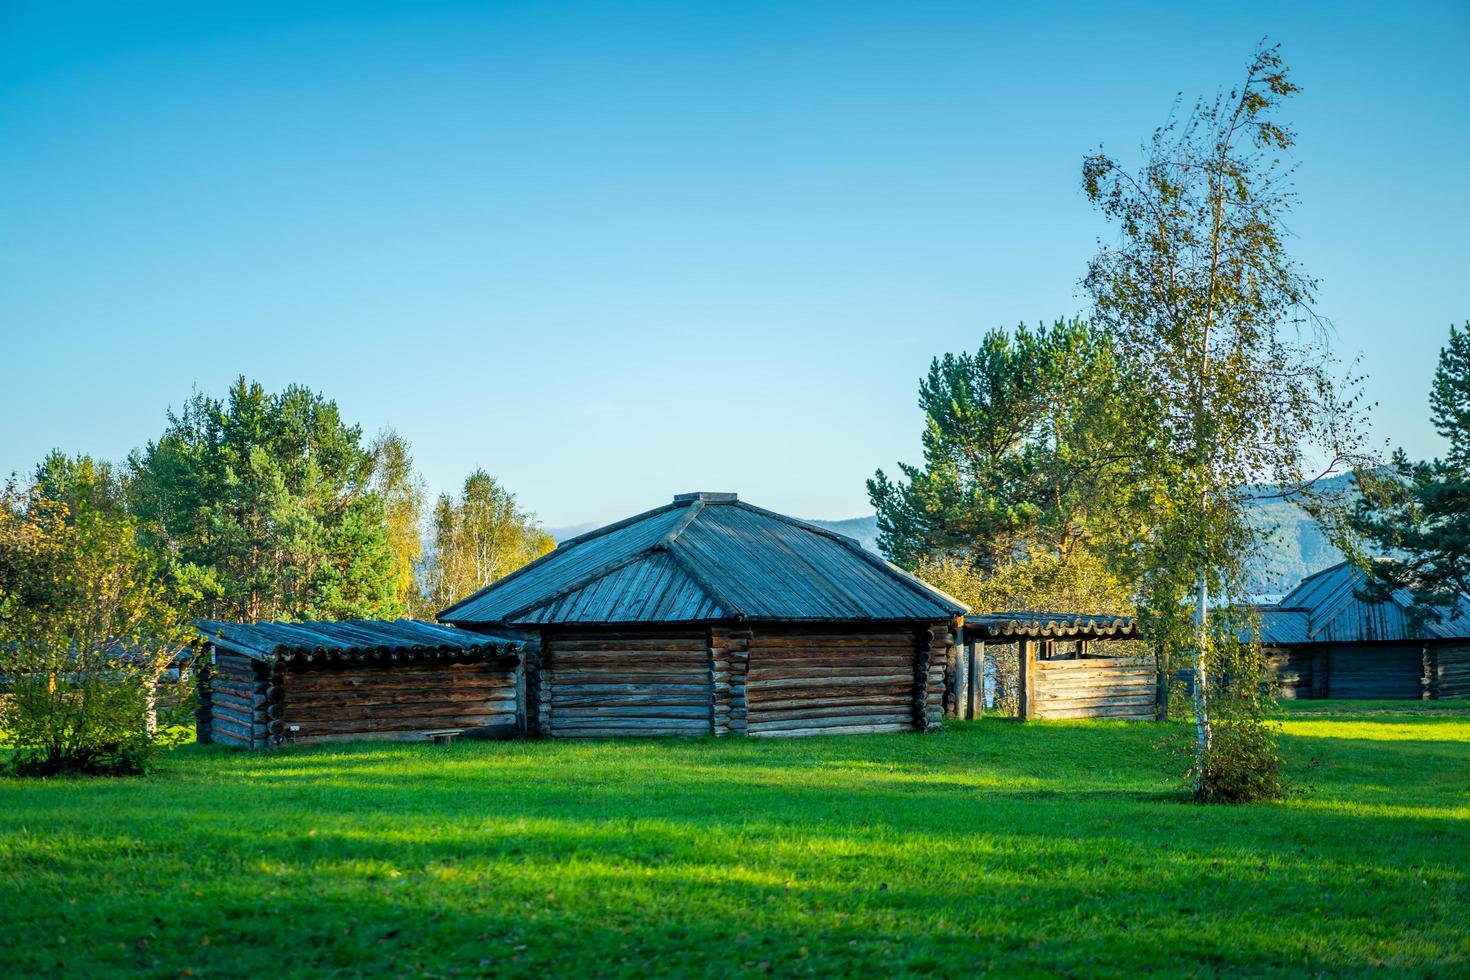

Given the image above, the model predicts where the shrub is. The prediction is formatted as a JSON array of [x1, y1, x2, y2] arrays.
[[0, 478, 193, 777]]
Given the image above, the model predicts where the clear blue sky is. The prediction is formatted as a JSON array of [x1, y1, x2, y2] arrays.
[[1, 1, 1466, 527]]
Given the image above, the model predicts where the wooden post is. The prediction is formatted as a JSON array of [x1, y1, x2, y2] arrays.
[[1422, 645, 1434, 700], [1018, 638, 1035, 721], [194, 649, 214, 745], [967, 641, 983, 719], [1310, 648, 1329, 699]]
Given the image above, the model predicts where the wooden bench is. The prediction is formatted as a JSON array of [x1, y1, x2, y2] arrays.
[[423, 728, 464, 746]]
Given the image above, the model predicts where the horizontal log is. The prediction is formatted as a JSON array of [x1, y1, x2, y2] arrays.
[[748, 712, 914, 733], [748, 722, 912, 738], [552, 670, 707, 685], [291, 675, 517, 694], [552, 730, 706, 739], [289, 701, 515, 721], [747, 665, 918, 680], [747, 705, 913, 724], [209, 680, 264, 701], [292, 724, 518, 745], [1034, 707, 1154, 721], [288, 688, 517, 709], [548, 653, 710, 667], [748, 693, 910, 712], [551, 693, 709, 708], [1034, 656, 1153, 670], [544, 682, 709, 695], [746, 674, 913, 690], [748, 651, 917, 663], [550, 638, 706, 653], [291, 713, 514, 735], [749, 635, 915, 647], [1037, 694, 1157, 711], [210, 715, 263, 743], [553, 706, 711, 719], [550, 722, 709, 736], [210, 689, 260, 713], [211, 727, 250, 748]]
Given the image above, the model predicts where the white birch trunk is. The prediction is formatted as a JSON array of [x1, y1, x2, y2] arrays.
[[1193, 568, 1212, 795]]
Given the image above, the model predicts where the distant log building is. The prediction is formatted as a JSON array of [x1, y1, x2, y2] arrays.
[[1256, 561, 1470, 700], [194, 620, 528, 747], [439, 492, 967, 738]]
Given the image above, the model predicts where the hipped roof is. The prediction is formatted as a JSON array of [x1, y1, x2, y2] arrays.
[[438, 492, 967, 627], [1258, 561, 1470, 645]]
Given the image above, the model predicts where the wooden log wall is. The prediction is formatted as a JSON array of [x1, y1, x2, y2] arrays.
[[541, 631, 712, 738], [710, 627, 751, 736], [744, 630, 920, 737], [1436, 644, 1470, 699], [208, 651, 269, 748], [1322, 644, 1422, 699], [279, 657, 518, 743], [920, 623, 951, 731], [1265, 647, 1314, 700], [1027, 655, 1157, 720]]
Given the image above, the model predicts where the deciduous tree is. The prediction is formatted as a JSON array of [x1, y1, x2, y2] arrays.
[[0, 468, 192, 775], [1082, 42, 1366, 800], [425, 470, 554, 613]]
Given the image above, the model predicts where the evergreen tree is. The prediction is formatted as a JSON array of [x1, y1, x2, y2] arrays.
[[1355, 323, 1470, 617], [867, 318, 1151, 608], [128, 377, 400, 621]]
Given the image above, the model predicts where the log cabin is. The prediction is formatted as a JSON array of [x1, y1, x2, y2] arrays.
[[1255, 561, 1470, 700], [438, 492, 967, 738], [194, 619, 530, 747]]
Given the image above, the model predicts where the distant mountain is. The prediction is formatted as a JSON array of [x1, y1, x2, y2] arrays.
[[804, 515, 881, 551], [549, 478, 1355, 593], [546, 521, 601, 542], [1240, 472, 1356, 594]]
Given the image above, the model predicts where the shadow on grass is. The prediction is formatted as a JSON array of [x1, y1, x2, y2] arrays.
[[2, 715, 1466, 976]]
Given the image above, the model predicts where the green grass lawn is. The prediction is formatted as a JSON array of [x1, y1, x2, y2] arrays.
[[2, 703, 1467, 977]]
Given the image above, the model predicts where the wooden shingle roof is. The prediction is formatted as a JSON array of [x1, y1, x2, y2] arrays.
[[1265, 561, 1470, 644], [438, 492, 967, 627], [965, 612, 1136, 640], [196, 619, 530, 663]]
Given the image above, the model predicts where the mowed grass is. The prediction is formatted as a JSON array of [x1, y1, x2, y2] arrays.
[[2, 704, 1467, 977]]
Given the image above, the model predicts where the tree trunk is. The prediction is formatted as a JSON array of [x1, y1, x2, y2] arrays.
[[1193, 568, 1212, 796]]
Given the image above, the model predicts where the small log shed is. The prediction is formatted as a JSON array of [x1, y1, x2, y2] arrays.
[[194, 619, 530, 748], [956, 613, 1153, 721], [1255, 561, 1470, 700], [439, 492, 968, 738]]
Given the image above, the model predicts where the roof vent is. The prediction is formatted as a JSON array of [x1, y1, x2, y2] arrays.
[[674, 492, 738, 504]]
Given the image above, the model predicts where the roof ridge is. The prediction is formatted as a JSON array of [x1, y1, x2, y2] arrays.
[[486, 502, 714, 623], [729, 500, 968, 616], [436, 500, 685, 621]]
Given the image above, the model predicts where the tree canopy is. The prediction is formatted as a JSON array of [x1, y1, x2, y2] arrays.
[[1355, 322, 1470, 618], [868, 318, 1148, 614], [127, 377, 400, 621]]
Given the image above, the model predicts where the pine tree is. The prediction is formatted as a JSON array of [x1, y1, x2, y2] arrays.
[[1355, 323, 1470, 617]]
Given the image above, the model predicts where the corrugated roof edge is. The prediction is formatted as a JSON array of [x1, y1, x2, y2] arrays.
[[728, 499, 969, 617], [435, 499, 686, 622]]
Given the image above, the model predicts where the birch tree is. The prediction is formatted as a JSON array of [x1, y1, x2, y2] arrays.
[[424, 470, 554, 613], [1082, 43, 1366, 800]]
